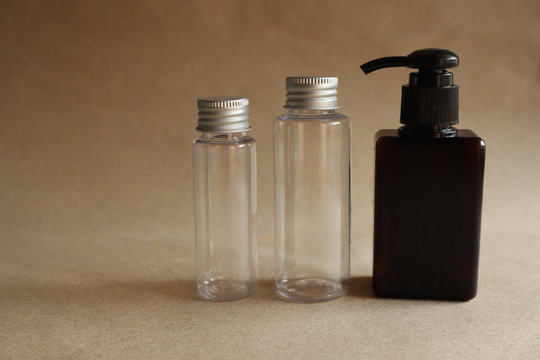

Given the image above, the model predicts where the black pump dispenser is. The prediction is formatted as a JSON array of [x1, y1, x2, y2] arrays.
[[362, 48, 486, 301], [361, 49, 459, 128]]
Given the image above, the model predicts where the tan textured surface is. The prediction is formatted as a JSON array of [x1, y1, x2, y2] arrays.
[[1, 0, 539, 358]]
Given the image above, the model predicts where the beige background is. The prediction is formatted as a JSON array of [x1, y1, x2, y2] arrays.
[[1, 0, 539, 358]]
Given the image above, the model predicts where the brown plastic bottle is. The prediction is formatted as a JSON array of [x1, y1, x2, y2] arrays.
[[361, 49, 486, 301], [374, 127, 485, 300]]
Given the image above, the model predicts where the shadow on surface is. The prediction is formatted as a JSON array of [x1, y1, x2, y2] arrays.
[[252, 278, 376, 302], [251, 279, 279, 301], [348, 276, 376, 299], [1, 277, 378, 307]]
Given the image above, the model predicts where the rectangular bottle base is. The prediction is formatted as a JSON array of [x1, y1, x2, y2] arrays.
[[373, 279, 477, 302]]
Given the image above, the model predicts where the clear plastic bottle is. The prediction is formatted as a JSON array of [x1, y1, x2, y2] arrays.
[[274, 77, 350, 302], [193, 97, 257, 301]]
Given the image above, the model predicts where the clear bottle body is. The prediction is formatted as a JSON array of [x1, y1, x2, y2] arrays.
[[274, 109, 350, 302], [193, 132, 257, 301]]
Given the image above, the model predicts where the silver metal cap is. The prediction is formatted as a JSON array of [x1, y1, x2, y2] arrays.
[[285, 76, 339, 110], [197, 97, 251, 133]]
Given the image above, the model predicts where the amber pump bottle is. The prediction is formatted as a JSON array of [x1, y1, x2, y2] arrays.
[[360, 49, 486, 301]]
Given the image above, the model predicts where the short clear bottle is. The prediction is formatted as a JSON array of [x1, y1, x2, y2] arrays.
[[193, 97, 257, 301]]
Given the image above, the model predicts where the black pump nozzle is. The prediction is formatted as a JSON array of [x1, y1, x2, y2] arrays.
[[360, 49, 459, 74], [360, 56, 408, 74], [360, 48, 460, 127]]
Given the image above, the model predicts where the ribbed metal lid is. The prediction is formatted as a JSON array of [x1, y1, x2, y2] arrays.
[[285, 76, 339, 110], [197, 97, 251, 133]]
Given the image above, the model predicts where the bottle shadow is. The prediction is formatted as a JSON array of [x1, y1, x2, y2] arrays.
[[254, 276, 376, 301], [1, 276, 375, 307], [348, 276, 376, 299], [251, 279, 280, 301]]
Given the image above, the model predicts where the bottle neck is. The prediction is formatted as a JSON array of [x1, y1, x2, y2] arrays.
[[398, 125, 458, 138], [199, 131, 250, 143], [286, 109, 336, 117]]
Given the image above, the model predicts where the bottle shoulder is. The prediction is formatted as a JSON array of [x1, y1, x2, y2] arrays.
[[275, 112, 350, 131], [375, 128, 485, 148]]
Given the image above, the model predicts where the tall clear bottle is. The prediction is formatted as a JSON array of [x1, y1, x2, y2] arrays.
[[274, 77, 350, 302], [193, 97, 257, 301]]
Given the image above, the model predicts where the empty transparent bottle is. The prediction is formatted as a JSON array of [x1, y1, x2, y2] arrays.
[[193, 97, 257, 301], [274, 77, 350, 302]]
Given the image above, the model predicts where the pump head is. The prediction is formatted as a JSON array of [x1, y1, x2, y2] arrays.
[[360, 49, 460, 127], [360, 49, 458, 74]]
